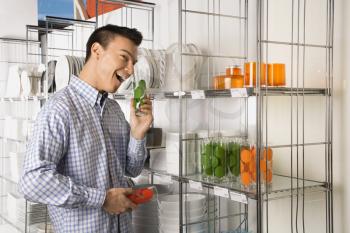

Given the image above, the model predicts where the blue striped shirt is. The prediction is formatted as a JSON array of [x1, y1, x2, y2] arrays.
[[19, 75, 147, 233]]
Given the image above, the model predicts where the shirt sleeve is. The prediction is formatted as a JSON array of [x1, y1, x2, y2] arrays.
[[125, 132, 147, 177], [18, 103, 106, 209]]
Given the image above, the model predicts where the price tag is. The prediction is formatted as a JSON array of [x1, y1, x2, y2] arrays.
[[213, 186, 229, 198], [0, 97, 3, 102], [230, 88, 248, 98], [229, 191, 248, 204], [33, 96, 39, 102], [9, 98, 14, 103], [173, 91, 186, 97], [191, 90, 205, 99], [189, 180, 203, 191], [108, 93, 114, 99]]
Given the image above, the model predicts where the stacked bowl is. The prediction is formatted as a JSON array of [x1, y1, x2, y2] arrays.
[[158, 194, 208, 233], [165, 132, 197, 176], [132, 184, 170, 233]]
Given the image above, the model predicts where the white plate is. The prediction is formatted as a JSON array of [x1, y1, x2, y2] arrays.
[[0, 61, 9, 81], [159, 194, 206, 210], [134, 55, 152, 88], [5, 65, 21, 97], [55, 55, 70, 91], [188, 43, 203, 81], [159, 222, 207, 233], [47, 60, 57, 91], [21, 70, 31, 96]]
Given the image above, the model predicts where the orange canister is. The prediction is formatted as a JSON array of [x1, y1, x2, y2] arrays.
[[213, 75, 226, 90], [231, 75, 244, 88], [267, 63, 286, 86], [226, 66, 242, 76], [244, 62, 267, 87]]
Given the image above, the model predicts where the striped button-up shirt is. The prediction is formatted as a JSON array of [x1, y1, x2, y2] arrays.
[[19, 75, 147, 233]]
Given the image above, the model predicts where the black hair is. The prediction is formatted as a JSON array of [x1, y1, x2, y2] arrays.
[[85, 24, 143, 62]]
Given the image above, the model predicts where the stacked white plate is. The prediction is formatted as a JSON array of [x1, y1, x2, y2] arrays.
[[9, 151, 25, 182], [165, 132, 197, 176], [32, 223, 54, 233], [0, 62, 8, 97], [5, 65, 21, 97], [132, 184, 170, 233], [55, 55, 84, 91], [164, 43, 203, 91], [150, 148, 167, 172], [4, 117, 28, 141], [158, 194, 208, 233], [7, 192, 47, 225]]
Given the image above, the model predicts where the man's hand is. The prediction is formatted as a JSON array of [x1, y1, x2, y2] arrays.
[[102, 188, 137, 215], [130, 97, 153, 140]]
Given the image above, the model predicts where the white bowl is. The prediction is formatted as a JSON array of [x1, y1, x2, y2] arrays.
[[159, 222, 207, 232], [159, 194, 206, 210], [159, 205, 206, 217], [159, 214, 205, 225]]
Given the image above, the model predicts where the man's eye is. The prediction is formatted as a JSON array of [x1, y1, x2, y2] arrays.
[[121, 55, 129, 62]]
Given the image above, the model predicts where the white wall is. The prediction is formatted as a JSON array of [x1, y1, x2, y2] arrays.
[[0, 0, 37, 38], [337, 0, 348, 233]]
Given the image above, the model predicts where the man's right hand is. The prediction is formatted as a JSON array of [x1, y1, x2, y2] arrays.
[[102, 188, 137, 215]]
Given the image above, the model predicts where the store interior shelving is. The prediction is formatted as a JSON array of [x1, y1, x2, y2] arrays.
[[0, 0, 334, 232]]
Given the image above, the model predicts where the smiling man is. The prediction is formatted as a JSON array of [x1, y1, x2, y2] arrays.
[[19, 25, 153, 233]]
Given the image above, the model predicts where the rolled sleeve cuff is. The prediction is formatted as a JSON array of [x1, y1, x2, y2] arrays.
[[129, 135, 146, 157], [85, 187, 106, 208]]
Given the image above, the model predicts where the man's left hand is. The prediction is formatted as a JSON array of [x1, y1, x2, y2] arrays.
[[130, 97, 153, 139]]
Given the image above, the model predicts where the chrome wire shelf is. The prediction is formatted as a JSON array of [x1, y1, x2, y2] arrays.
[[113, 87, 327, 100], [143, 167, 327, 201]]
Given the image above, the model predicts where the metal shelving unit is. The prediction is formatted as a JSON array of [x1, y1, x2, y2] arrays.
[[0, 37, 45, 233], [100, 0, 333, 232], [0, 16, 95, 233], [172, 0, 334, 233]]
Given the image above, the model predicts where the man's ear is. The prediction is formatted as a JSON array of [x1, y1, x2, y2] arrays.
[[91, 42, 103, 60]]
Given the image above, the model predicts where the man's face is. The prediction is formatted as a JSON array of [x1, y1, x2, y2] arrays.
[[95, 36, 138, 93]]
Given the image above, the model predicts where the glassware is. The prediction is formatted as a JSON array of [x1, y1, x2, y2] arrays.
[[213, 75, 225, 90], [213, 138, 228, 181], [261, 146, 273, 184], [240, 142, 253, 188], [201, 138, 214, 179], [231, 75, 244, 88], [267, 63, 286, 86], [240, 143, 273, 188], [226, 138, 241, 181], [226, 66, 242, 76], [244, 62, 267, 87], [133, 79, 146, 116], [200, 138, 228, 181]]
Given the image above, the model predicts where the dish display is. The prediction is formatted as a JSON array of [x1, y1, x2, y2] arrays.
[[132, 184, 171, 233], [55, 55, 84, 91], [164, 43, 203, 91], [5, 65, 21, 97], [20, 70, 31, 96], [158, 193, 208, 233]]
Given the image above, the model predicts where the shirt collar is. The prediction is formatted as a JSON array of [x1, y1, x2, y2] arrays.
[[70, 75, 108, 108]]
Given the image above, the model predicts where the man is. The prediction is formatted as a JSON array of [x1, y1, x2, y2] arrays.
[[19, 24, 153, 233]]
